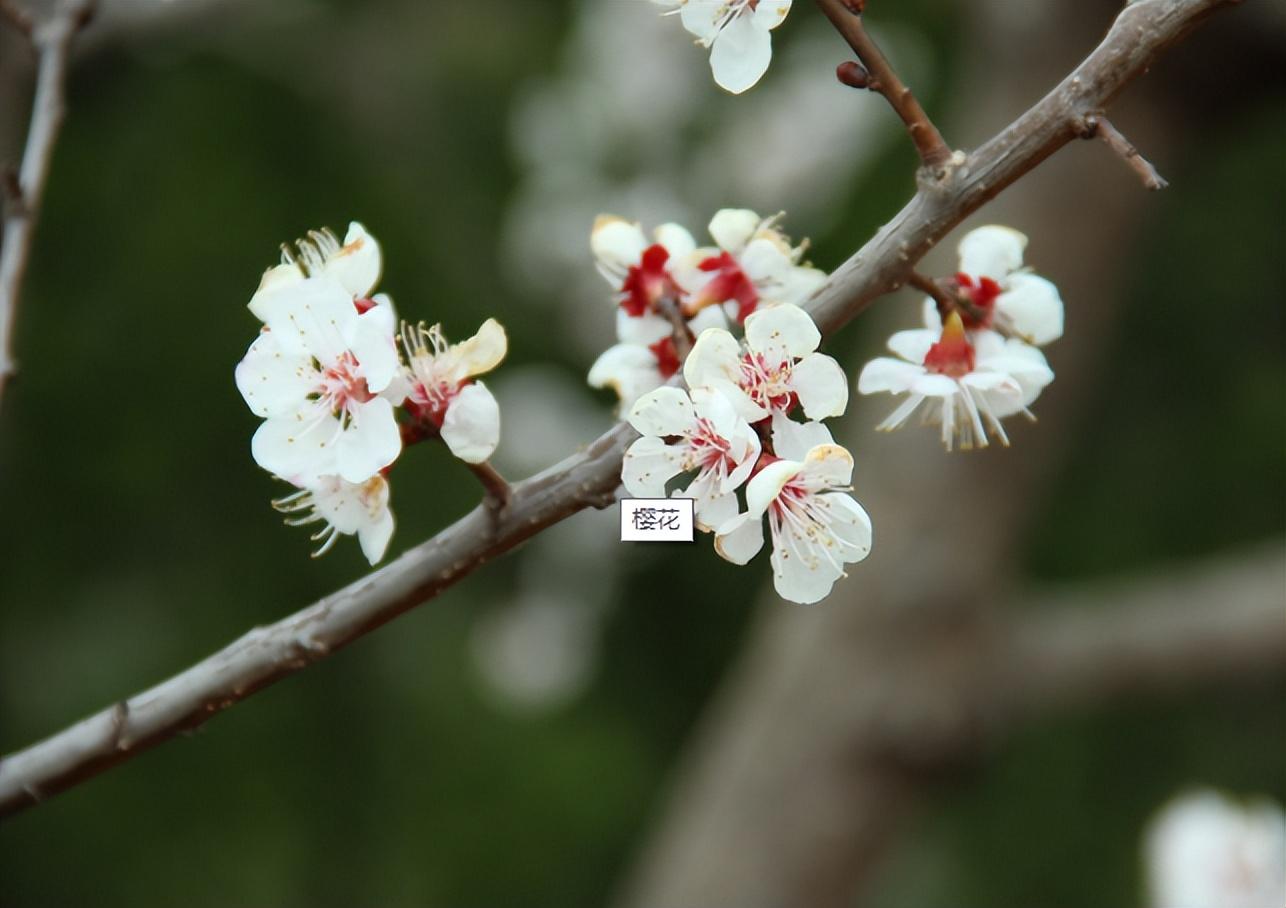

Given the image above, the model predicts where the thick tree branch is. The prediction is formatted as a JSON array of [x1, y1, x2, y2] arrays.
[[0, 0, 94, 412], [0, 0, 1238, 819]]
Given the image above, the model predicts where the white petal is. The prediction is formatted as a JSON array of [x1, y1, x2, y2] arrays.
[[689, 385, 740, 440], [791, 352, 848, 420], [825, 493, 873, 563], [774, 264, 827, 307], [454, 318, 508, 377], [628, 386, 695, 438], [887, 328, 937, 364], [739, 237, 794, 285], [909, 373, 962, 398], [254, 277, 358, 361], [252, 409, 340, 486], [322, 222, 382, 299], [745, 303, 820, 361], [685, 304, 730, 336], [441, 382, 501, 464], [247, 263, 305, 321], [920, 298, 943, 331], [857, 357, 924, 395], [235, 332, 316, 418], [358, 505, 395, 565], [770, 411, 833, 462], [752, 0, 791, 32], [684, 328, 764, 422], [588, 344, 663, 409], [694, 488, 740, 533], [336, 396, 402, 482], [714, 512, 764, 565], [622, 436, 685, 498], [618, 308, 672, 345], [708, 208, 761, 254], [770, 536, 842, 605], [958, 225, 1027, 281], [997, 273, 1064, 345], [591, 215, 648, 273], [679, 0, 724, 41], [655, 223, 697, 260], [709, 9, 773, 94], [801, 443, 853, 489], [746, 459, 800, 517], [346, 311, 400, 393]]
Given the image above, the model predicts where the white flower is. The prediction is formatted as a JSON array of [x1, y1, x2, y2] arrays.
[[714, 438, 871, 605], [236, 276, 402, 485], [857, 310, 1053, 451], [274, 474, 395, 565], [1145, 789, 1286, 908], [684, 302, 847, 424], [680, 209, 825, 323], [250, 222, 385, 317], [591, 214, 697, 320], [400, 319, 508, 464], [623, 386, 761, 531], [652, 0, 793, 94], [588, 305, 728, 410], [946, 225, 1064, 346]]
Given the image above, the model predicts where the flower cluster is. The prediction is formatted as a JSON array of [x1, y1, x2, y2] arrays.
[[650, 0, 793, 94], [589, 209, 824, 410], [611, 278, 870, 604], [857, 225, 1064, 450], [236, 223, 507, 564]]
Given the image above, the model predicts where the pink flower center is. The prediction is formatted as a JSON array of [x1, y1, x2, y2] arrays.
[[696, 252, 759, 323], [407, 378, 465, 429], [319, 352, 374, 414], [954, 272, 1002, 330], [620, 244, 677, 317], [688, 415, 735, 472], [739, 352, 796, 415]]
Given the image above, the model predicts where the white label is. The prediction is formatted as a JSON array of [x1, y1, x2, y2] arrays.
[[620, 498, 695, 542]]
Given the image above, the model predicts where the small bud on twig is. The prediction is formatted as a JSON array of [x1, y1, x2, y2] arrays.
[[836, 61, 871, 89]]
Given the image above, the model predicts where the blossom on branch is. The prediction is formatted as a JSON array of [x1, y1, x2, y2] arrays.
[[857, 310, 1053, 451], [651, 0, 793, 94], [681, 208, 825, 324], [400, 319, 508, 464], [236, 276, 403, 486], [274, 474, 395, 566], [944, 225, 1064, 346], [684, 302, 847, 423], [623, 386, 761, 531], [714, 433, 872, 605]]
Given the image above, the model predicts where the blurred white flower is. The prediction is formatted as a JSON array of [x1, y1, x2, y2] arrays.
[[1145, 789, 1286, 908], [652, 0, 793, 94], [857, 310, 1052, 451], [400, 319, 508, 464]]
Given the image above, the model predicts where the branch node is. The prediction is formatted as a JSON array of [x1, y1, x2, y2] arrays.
[[468, 461, 513, 518], [1082, 114, 1169, 190]]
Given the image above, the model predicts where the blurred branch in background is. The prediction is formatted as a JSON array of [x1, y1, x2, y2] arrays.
[[0, 0, 93, 412], [0, 0, 1242, 821]]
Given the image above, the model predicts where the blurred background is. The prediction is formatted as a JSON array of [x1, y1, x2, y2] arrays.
[[0, 0, 1282, 905]]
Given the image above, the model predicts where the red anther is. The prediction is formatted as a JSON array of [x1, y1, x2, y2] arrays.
[[836, 61, 870, 89]]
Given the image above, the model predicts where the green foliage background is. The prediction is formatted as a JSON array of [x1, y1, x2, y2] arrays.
[[0, 1, 1281, 905]]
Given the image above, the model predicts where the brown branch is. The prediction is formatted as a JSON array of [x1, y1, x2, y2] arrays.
[[0, 0, 1238, 819], [815, 0, 953, 171], [1084, 113, 1170, 189], [466, 460, 513, 513], [655, 295, 694, 362], [0, 0, 95, 412]]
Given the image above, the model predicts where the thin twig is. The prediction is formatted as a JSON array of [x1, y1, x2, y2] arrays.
[[0, 0, 1237, 819], [466, 460, 513, 513], [655, 295, 694, 362], [0, 0, 95, 412], [814, 0, 953, 171], [1084, 114, 1169, 189]]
